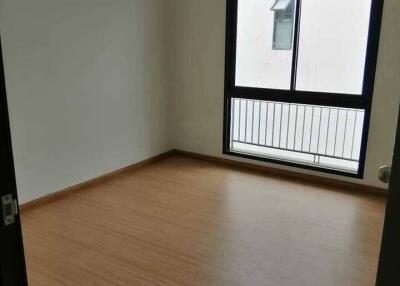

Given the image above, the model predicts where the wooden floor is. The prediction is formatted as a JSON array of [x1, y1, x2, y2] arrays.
[[21, 155, 386, 286]]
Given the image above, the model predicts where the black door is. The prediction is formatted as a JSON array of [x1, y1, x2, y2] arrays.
[[376, 106, 400, 286], [0, 39, 28, 285]]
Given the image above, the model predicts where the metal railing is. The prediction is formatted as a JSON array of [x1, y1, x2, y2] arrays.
[[230, 98, 365, 165]]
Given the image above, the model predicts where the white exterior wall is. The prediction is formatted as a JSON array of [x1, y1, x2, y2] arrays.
[[236, 0, 293, 89], [296, 0, 371, 94]]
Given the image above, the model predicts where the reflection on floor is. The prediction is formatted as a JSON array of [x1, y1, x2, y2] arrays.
[[21, 155, 386, 286]]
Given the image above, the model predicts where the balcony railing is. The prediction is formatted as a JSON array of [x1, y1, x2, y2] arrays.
[[230, 98, 365, 172]]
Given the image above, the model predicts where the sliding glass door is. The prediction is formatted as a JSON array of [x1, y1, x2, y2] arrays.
[[223, 0, 384, 177]]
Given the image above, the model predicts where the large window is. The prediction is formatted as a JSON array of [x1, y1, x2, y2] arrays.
[[224, 0, 383, 177]]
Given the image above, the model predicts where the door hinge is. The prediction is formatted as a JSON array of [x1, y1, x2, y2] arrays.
[[1, 194, 18, 226]]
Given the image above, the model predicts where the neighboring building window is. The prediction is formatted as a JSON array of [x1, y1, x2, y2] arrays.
[[271, 0, 294, 50]]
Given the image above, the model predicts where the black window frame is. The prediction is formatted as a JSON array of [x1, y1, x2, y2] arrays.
[[223, 0, 384, 178]]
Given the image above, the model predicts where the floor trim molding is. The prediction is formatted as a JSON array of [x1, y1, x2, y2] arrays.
[[19, 150, 175, 212], [20, 148, 386, 212], [172, 149, 387, 196]]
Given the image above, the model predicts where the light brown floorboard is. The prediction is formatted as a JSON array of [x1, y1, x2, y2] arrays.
[[21, 155, 386, 286]]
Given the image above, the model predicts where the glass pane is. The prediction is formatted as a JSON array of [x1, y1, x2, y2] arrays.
[[273, 19, 293, 50], [295, 0, 372, 94], [235, 0, 295, 90]]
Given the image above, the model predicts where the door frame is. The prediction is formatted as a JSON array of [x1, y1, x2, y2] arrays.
[[375, 106, 400, 285], [0, 37, 28, 286]]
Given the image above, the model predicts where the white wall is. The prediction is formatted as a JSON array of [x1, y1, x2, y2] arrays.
[[0, 0, 172, 203], [169, 0, 400, 188]]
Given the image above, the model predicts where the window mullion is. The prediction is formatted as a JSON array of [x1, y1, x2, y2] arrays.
[[289, 0, 302, 92]]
